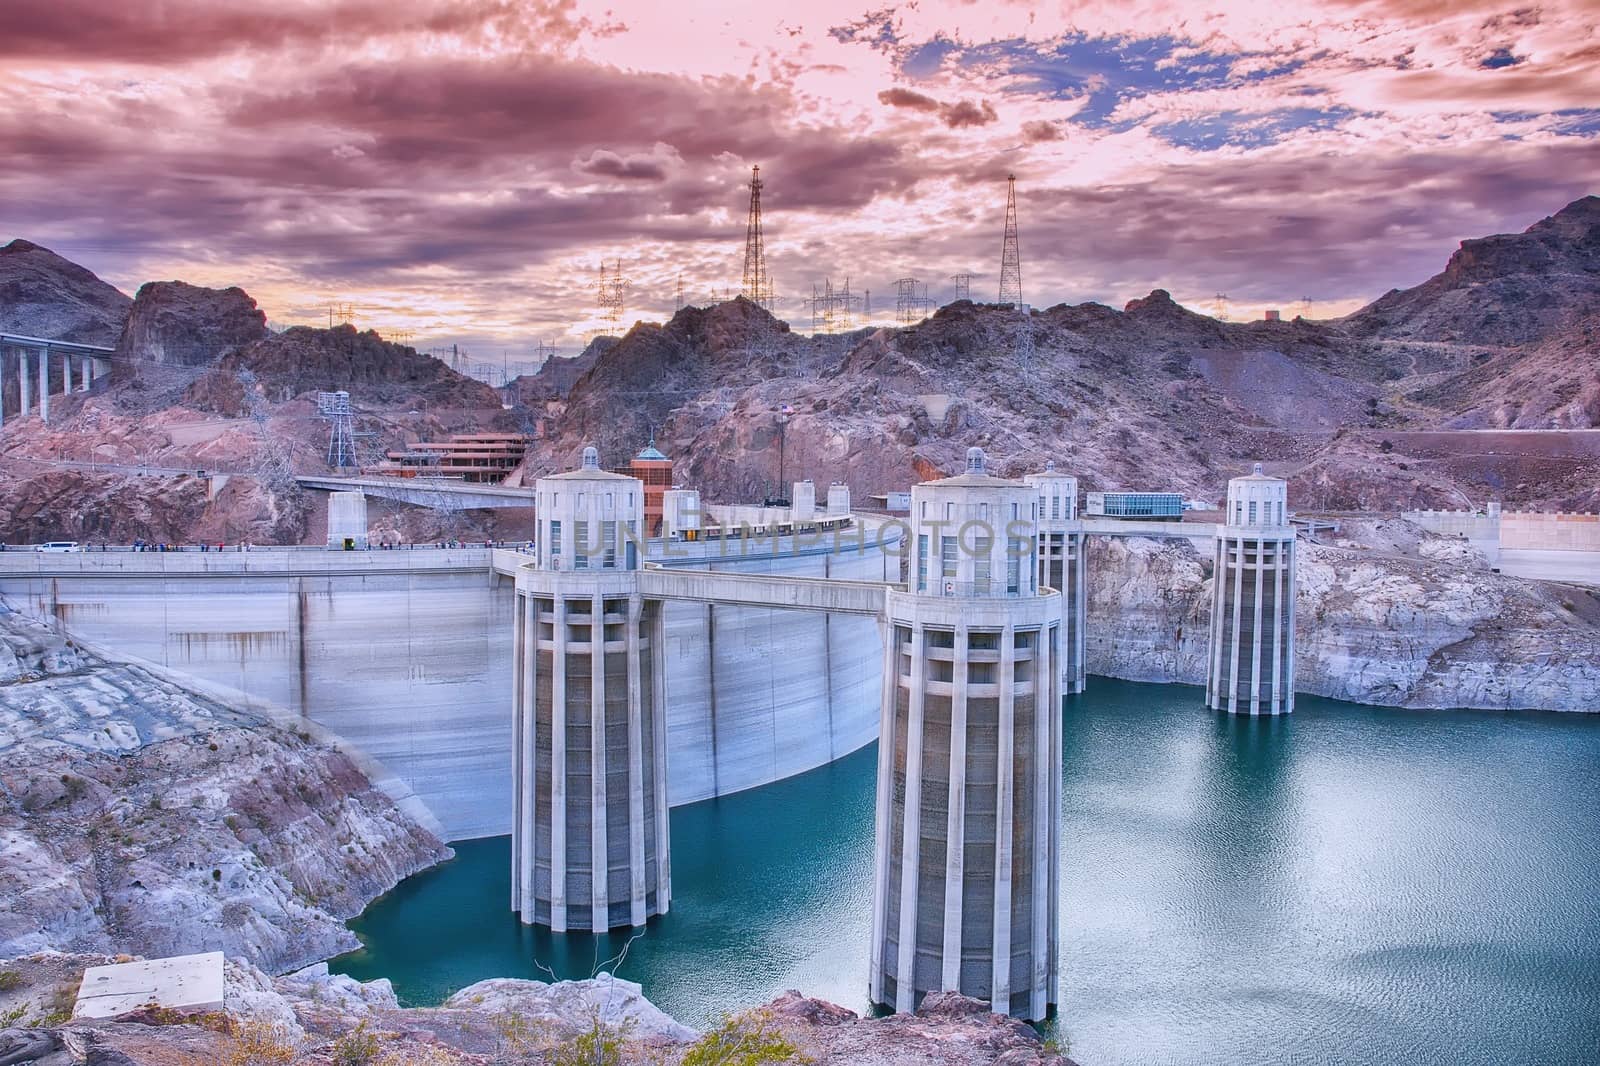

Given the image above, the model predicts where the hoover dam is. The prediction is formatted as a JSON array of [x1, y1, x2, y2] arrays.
[[0, 527, 897, 841]]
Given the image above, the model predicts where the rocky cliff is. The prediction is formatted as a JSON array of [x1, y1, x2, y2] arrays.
[[1344, 196, 1600, 346], [1086, 520, 1600, 711], [510, 335, 617, 402], [0, 603, 452, 975], [0, 239, 130, 347], [114, 280, 269, 368], [187, 324, 506, 415]]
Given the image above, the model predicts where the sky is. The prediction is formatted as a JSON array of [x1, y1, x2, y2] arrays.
[[3, 0, 1598, 358]]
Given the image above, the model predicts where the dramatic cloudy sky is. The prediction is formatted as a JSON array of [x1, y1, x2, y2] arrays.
[[4, 0, 1598, 356]]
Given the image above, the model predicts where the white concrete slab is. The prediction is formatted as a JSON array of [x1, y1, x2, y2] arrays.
[[73, 951, 226, 1021]]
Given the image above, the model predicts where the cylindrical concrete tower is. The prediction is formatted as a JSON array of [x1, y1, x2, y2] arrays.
[[1206, 462, 1295, 715], [513, 445, 669, 931], [1024, 462, 1085, 694], [871, 447, 1062, 1022]]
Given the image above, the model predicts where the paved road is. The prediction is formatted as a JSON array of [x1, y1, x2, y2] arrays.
[[1496, 549, 1599, 586], [2, 455, 241, 477]]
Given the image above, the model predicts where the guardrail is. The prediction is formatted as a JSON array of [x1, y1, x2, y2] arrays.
[[0, 546, 497, 577]]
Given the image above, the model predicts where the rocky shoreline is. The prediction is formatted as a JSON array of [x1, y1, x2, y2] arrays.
[[0, 951, 1073, 1064], [1086, 516, 1600, 712]]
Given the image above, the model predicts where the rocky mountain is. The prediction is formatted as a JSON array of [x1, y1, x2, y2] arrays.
[[0, 603, 452, 974], [1344, 195, 1600, 345], [1421, 310, 1600, 430], [540, 292, 1389, 507], [511, 334, 617, 402], [532, 198, 1599, 512], [2, 194, 1598, 547], [186, 323, 506, 415], [0, 239, 130, 346], [115, 279, 270, 367]]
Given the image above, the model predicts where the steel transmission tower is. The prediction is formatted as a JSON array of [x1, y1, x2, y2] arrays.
[[950, 273, 974, 302], [597, 259, 628, 329], [741, 165, 775, 311], [998, 174, 1022, 304], [895, 277, 934, 324], [317, 390, 357, 469]]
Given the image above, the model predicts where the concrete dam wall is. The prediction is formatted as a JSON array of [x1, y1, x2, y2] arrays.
[[0, 540, 894, 840]]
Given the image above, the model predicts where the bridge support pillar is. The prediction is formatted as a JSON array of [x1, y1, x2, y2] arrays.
[[872, 448, 1061, 1022], [19, 349, 31, 417], [62, 351, 72, 395], [1207, 463, 1296, 715], [511, 445, 667, 931], [38, 346, 49, 425]]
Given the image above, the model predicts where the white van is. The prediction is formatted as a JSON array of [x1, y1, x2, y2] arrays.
[[36, 541, 81, 553]]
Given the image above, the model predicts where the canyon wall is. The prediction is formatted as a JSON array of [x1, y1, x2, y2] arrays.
[[0, 603, 451, 975], [1086, 521, 1600, 712]]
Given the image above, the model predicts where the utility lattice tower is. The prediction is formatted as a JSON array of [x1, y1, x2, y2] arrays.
[[895, 277, 935, 325], [317, 390, 357, 470], [741, 165, 775, 311], [998, 174, 1022, 304], [237, 369, 291, 484], [810, 277, 857, 334], [597, 259, 628, 330], [1212, 292, 1230, 322], [950, 273, 974, 303]]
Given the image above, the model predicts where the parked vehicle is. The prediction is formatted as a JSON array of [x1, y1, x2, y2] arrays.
[[36, 541, 82, 553]]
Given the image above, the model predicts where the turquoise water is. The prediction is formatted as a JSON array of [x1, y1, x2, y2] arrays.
[[333, 680, 1600, 1065]]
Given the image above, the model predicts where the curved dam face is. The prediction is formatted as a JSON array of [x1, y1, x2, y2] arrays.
[[0, 534, 898, 841]]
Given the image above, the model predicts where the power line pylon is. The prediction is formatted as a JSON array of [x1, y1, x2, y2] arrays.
[[741, 165, 775, 311], [236, 369, 291, 485], [998, 174, 1022, 304], [597, 259, 628, 330], [328, 303, 357, 328], [950, 273, 974, 303], [810, 277, 857, 334], [317, 390, 357, 470], [895, 277, 934, 324], [1212, 293, 1230, 321]]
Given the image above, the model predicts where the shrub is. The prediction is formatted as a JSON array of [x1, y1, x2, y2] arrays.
[[494, 1010, 538, 1056], [0, 969, 22, 992], [681, 1011, 805, 1066], [545, 1014, 628, 1066], [332, 1021, 381, 1066], [224, 1019, 298, 1066]]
